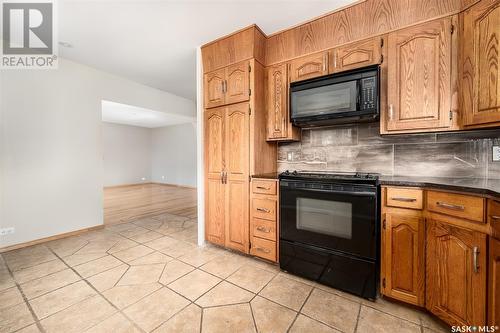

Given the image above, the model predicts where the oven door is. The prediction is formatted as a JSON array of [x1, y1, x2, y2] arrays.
[[280, 180, 377, 259]]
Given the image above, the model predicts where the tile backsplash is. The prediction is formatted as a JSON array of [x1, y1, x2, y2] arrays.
[[278, 123, 500, 179]]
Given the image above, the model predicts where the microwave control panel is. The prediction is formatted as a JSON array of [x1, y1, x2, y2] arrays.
[[360, 77, 377, 110]]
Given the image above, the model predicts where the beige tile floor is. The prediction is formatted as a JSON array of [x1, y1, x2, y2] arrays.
[[0, 212, 451, 333]]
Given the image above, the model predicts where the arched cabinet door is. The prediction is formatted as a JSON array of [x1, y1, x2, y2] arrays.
[[204, 69, 226, 108], [226, 61, 250, 105], [462, 0, 500, 127], [204, 108, 225, 245], [224, 103, 250, 253], [289, 51, 328, 83], [384, 18, 453, 133]]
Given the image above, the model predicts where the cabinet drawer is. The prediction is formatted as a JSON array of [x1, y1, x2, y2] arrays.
[[252, 198, 277, 221], [489, 200, 500, 239], [427, 191, 485, 223], [250, 237, 276, 262], [386, 187, 423, 209], [251, 218, 277, 241], [252, 180, 277, 195]]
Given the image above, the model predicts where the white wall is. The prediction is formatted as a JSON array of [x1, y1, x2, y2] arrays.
[[102, 122, 152, 187], [0, 58, 196, 248], [151, 123, 197, 188]]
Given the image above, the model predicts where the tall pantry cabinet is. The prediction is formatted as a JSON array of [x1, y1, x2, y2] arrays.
[[202, 26, 276, 254]]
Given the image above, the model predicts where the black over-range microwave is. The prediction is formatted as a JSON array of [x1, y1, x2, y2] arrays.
[[290, 65, 379, 127]]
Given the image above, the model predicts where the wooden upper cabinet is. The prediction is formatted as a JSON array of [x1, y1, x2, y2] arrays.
[[461, 0, 500, 128], [289, 52, 328, 82], [204, 108, 225, 245], [381, 211, 425, 306], [426, 219, 487, 327], [266, 64, 300, 141], [489, 238, 500, 326], [225, 61, 250, 105], [204, 69, 226, 109], [330, 37, 384, 73], [384, 18, 454, 133], [204, 61, 250, 109]]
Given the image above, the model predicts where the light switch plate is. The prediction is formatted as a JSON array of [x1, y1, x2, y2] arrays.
[[493, 145, 500, 162]]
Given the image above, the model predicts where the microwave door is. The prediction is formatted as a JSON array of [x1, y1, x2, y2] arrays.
[[291, 81, 357, 119]]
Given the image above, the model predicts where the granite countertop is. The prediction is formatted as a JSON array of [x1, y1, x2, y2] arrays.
[[252, 173, 500, 197], [379, 176, 500, 197]]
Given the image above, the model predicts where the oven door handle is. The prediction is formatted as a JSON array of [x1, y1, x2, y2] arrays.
[[282, 187, 376, 197]]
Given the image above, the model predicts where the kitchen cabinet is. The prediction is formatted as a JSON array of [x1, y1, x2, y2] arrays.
[[330, 37, 384, 73], [381, 211, 425, 306], [289, 51, 328, 83], [383, 18, 455, 133], [461, 0, 500, 128], [204, 60, 250, 109], [426, 218, 487, 326], [266, 63, 300, 141], [489, 238, 500, 326], [204, 108, 225, 245]]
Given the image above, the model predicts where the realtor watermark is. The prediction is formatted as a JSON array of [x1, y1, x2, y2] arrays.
[[451, 326, 499, 333], [1, 0, 58, 69]]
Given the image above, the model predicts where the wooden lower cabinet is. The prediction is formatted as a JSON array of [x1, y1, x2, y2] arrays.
[[381, 211, 425, 306], [489, 238, 500, 326], [426, 219, 487, 326]]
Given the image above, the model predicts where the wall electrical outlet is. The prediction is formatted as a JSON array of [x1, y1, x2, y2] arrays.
[[0, 227, 15, 236], [287, 152, 293, 161], [493, 145, 500, 162]]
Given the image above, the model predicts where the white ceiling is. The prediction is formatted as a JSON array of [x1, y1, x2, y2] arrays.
[[60, 0, 357, 101], [102, 100, 195, 128]]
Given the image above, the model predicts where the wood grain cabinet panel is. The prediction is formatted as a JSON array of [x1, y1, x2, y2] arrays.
[[204, 108, 225, 245], [427, 191, 485, 223], [489, 238, 500, 326], [385, 187, 423, 210], [224, 103, 250, 253], [330, 37, 384, 73], [384, 18, 454, 133], [289, 52, 329, 82], [461, 0, 500, 128], [204, 69, 226, 109], [489, 199, 500, 239], [426, 219, 487, 327], [225, 61, 250, 105], [381, 211, 425, 306]]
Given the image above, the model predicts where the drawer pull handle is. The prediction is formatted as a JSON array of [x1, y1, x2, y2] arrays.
[[491, 215, 500, 221], [256, 208, 270, 213], [391, 197, 417, 202], [256, 226, 271, 233], [436, 202, 465, 211], [256, 186, 270, 190], [255, 247, 271, 254], [473, 246, 480, 273]]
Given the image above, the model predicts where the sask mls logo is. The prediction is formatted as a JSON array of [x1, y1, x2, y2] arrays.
[[1, 0, 58, 69]]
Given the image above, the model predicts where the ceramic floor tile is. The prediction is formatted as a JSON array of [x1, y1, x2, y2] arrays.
[[152, 213, 189, 223], [15, 324, 41, 333], [46, 237, 88, 257], [158, 259, 194, 285], [313, 283, 364, 304], [29, 280, 97, 319], [251, 295, 297, 333], [129, 252, 172, 265], [124, 287, 190, 332], [85, 312, 141, 333], [159, 242, 198, 258], [356, 306, 421, 333], [0, 302, 35, 333], [0, 287, 24, 310], [0, 270, 16, 292], [12, 259, 67, 284], [144, 236, 180, 251], [112, 245, 154, 263], [131, 218, 163, 230], [202, 303, 256, 333], [226, 265, 276, 293], [119, 226, 150, 238], [168, 269, 221, 301], [152, 303, 201, 333], [40, 295, 116, 333], [177, 248, 221, 267], [20, 269, 80, 299], [106, 223, 136, 233], [301, 288, 360, 333], [62, 252, 108, 267], [102, 283, 162, 309], [362, 297, 422, 325], [3, 245, 57, 271], [289, 314, 341, 333], [86, 264, 128, 292], [128, 230, 164, 244], [420, 312, 450, 332], [259, 275, 312, 311], [117, 264, 164, 285], [107, 239, 139, 254], [73, 240, 116, 256], [73, 255, 123, 278], [195, 281, 254, 307]]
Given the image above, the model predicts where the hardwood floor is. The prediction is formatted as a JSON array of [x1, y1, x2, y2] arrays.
[[103, 183, 197, 225]]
